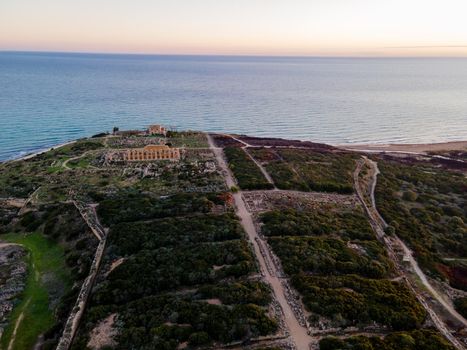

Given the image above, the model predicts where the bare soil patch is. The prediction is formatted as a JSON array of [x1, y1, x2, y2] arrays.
[[87, 313, 118, 350]]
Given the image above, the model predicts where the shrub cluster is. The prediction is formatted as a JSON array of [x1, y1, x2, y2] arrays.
[[224, 147, 274, 190], [320, 329, 455, 350]]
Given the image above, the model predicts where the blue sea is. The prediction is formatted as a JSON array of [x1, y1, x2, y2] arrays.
[[1, 52, 467, 161]]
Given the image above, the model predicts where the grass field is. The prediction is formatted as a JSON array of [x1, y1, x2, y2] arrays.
[[168, 131, 209, 148], [0, 233, 71, 350]]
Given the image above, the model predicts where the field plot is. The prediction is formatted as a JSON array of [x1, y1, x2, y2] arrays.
[[252, 192, 435, 340], [167, 131, 209, 148], [224, 147, 274, 190], [249, 148, 358, 194], [374, 155, 467, 320], [320, 329, 455, 350], [72, 193, 281, 350]]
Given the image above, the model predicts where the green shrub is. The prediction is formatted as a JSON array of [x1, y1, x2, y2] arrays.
[[224, 147, 273, 190]]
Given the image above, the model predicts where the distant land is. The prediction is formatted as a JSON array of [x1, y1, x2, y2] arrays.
[[0, 125, 466, 350]]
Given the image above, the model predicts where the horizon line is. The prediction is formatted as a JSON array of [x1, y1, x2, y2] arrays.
[[1, 49, 467, 60]]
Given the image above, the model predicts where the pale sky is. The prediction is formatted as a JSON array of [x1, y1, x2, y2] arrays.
[[1, 0, 467, 56]]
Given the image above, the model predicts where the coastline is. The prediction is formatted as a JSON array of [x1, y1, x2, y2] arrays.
[[6, 140, 77, 163], [337, 140, 467, 154], [3, 137, 467, 164]]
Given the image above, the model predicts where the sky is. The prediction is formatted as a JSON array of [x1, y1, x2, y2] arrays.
[[1, 0, 467, 56]]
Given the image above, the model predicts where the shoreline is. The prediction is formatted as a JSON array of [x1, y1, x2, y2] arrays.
[[3, 137, 467, 164], [5, 140, 77, 163], [337, 140, 467, 154]]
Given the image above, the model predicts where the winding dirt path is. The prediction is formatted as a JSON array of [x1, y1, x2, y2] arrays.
[[62, 150, 94, 170], [7, 298, 31, 350], [208, 133, 311, 350], [355, 157, 467, 349]]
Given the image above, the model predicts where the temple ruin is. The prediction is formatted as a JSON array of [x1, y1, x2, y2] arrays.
[[148, 124, 167, 136], [123, 144, 181, 161]]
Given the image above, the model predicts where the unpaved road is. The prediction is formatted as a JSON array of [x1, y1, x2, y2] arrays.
[[208, 133, 311, 350], [7, 298, 31, 350], [223, 133, 277, 188], [62, 150, 95, 170], [366, 158, 467, 328], [356, 157, 467, 349]]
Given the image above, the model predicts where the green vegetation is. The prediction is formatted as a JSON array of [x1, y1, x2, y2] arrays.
[[4, 131, 458, 349], [294, 273, 425, 329], [0, 139, 106, 200], [167, 131, 209, 148], [96, 240, 255, 302], [260, 208, 375, 241], [0, 131, 281, 350], [0, 136, 224, 206], [97, 191, 229, 225], [2, 203, 99, 348], [454, 297, 467, 318], [259, 205, 423, 329], [320, 329, 455, 350], [13, 204, 98, 279], [74, 196, 277, 348], [269, 236, 392, 278], [250, 148, 357, 193], [108, 213, 243, 255], [78, 291, 276, 350], [0, 233, 71, 350], [224, 147, 274, 190], [375, 157, 467, 286]]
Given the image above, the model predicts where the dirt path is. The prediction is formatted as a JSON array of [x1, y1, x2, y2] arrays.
[[367, 158, 467, 327], [18, 186, 42, 216], [7, 298, 31, 350], [225, 134, 251, 147], [221, 133, 277, 189], [207, 134, 312, 350], [354, 157, 467, 349], [62, 150, 94, 170], [243, 147, 277, 189], [0, 242, 20, 249]]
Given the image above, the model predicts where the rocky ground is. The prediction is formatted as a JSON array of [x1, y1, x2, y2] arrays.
[[0, 243, 27, 339]]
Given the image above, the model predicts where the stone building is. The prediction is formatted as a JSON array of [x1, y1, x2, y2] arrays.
[[123, 145, 180, 161], [148, 124, 167, 136]]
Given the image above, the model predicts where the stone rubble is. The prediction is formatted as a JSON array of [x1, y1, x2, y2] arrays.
[[0, 244, 27, 338]]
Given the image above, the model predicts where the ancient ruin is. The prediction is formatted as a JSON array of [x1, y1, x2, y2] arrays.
[[148, 124, 167, 136], [123, 144, 181, 161]]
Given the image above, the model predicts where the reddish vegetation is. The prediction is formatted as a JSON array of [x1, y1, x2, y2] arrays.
[[217, 192, 234, 206], [438, 264, 467, 291], [428, 150, 467, 161], [429, 157, 467, 171], [380, 154, 467, 172], [249, 148, 282, 162], [238, 135, 335, 150], [211, 134, 244, 148]]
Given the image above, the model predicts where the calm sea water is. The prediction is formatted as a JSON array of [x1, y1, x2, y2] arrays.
[[1, 52, 467, 161]]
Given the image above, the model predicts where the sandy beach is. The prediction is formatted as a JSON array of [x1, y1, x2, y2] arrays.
[[339, 140, 467, 154]]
